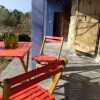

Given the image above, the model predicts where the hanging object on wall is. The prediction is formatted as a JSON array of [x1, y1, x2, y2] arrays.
[[74, 0, 100, 57]]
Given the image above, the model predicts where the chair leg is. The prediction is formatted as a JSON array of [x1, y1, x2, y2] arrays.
[[48, 72, 62, 94]]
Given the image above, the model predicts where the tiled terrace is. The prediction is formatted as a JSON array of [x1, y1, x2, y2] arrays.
[[0, 42, 100, 100]]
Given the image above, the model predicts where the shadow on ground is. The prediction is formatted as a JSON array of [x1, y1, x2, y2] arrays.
[[53, 65, 100, 100]]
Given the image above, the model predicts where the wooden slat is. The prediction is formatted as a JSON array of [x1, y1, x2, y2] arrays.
[[46, 36, 62, 40], [10, 67, 63, 95], [32, 54, 57, 62], [10, 84, 54, 100], [97, 0, 100, 13], [9, 60, 65, 86], [45, 36, 63, 43], [78, 0, 100, 14], [46, 39, 61, 43]]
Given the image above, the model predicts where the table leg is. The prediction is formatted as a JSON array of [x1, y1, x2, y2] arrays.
[[20, 51, 30, 72]]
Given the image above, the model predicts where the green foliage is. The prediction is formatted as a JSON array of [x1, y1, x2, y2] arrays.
[[11, 9, 22, 26], [0, 34, 3, 41], [0, 5, 31, 31], [0, 6, 9, 26], [18, 33, 31, 42]]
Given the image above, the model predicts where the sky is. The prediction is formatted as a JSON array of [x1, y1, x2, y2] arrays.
[[0, 0, 32, 13]]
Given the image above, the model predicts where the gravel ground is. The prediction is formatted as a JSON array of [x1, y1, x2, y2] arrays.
[[0, 57, 13, 74]]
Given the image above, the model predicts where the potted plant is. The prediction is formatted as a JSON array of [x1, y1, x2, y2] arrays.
[[3, 32, 19, 49]]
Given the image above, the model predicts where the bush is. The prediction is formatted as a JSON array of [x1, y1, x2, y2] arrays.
[[18, 34, 31, 42], [0, 34, 3, 41]]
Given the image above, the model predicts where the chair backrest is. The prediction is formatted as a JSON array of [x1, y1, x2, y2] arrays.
[[3, 59, 67, 100], [40, 36, 64, 60]]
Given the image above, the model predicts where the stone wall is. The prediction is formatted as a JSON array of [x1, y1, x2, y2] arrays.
[[67, 0, 77, 49]]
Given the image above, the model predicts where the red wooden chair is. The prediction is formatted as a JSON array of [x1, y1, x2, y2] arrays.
[[0, 59, 67, 100], [32, 36, 64, 68]]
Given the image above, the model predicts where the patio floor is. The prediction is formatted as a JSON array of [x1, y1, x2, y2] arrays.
[[0, 42, 100, 100]]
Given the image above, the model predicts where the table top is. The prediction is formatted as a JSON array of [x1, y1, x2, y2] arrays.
[[0, 42, 34, 58]]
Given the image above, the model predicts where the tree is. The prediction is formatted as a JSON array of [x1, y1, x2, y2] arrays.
[[0, 6, 9, 27], [0, 5, 31, 33], [10, 9, 22, 26]]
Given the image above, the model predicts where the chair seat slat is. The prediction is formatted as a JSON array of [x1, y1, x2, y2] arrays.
[[10, 85, 38, 99], [9, 84, 54, 100], [32, 54, 57, 62]]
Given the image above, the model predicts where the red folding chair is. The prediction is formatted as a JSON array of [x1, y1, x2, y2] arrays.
[[0, 59, 67, 100], [32, 36, 64, 68]]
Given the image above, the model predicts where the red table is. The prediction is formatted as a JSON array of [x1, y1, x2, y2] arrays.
[[0, 42, 34, 72]]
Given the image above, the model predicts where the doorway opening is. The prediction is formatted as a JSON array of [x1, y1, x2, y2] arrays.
[[53, 12, 62, 37], [53, 5, 71, 40]]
